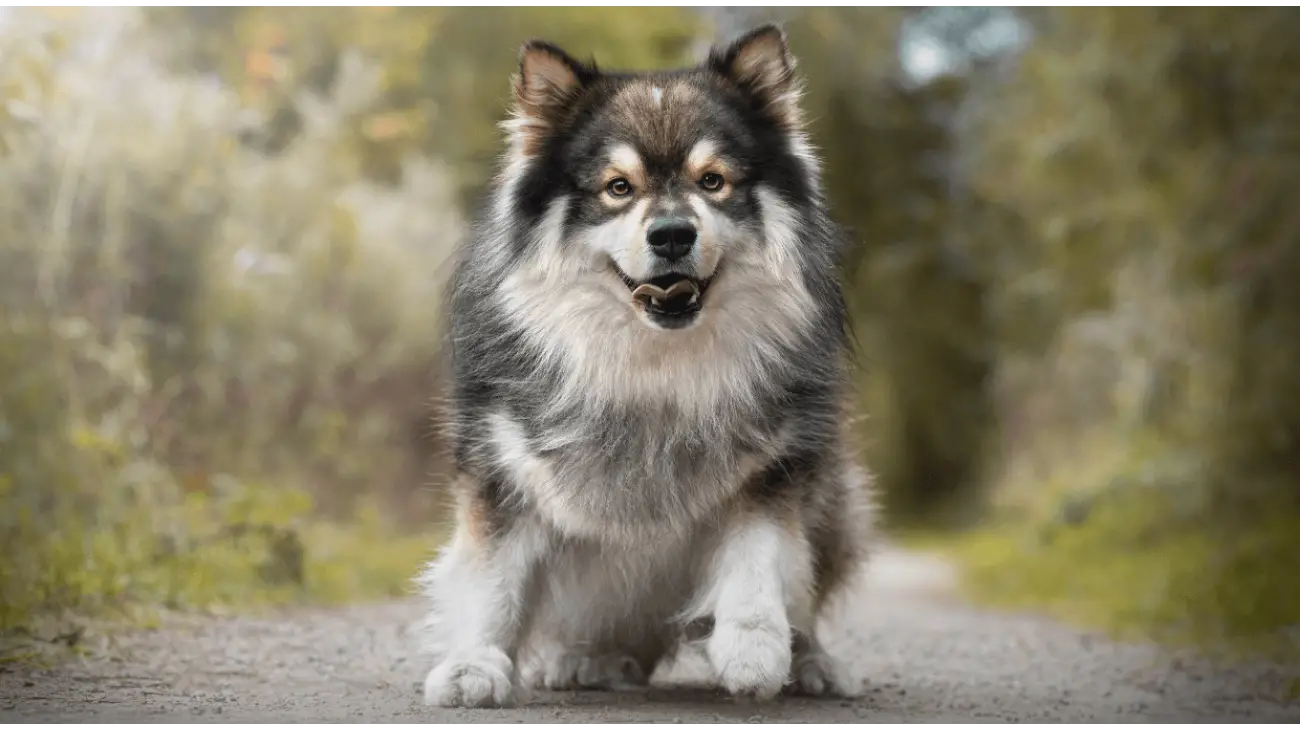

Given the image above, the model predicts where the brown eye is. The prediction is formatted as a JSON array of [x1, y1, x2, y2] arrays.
[[606, 178, 633, 197], [699, 172, 725, 192]]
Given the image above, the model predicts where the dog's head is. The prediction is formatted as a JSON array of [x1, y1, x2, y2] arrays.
[[496, 25, 820, 333]]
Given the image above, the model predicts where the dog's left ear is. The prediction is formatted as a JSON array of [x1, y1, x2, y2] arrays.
[[708, 24, 803, 129], [508, 40, 596, 154]]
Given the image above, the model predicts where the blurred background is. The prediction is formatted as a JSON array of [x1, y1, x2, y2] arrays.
[[2, 7, 1297, 660]]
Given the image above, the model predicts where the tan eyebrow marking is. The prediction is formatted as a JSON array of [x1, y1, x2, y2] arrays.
[[599, 144, 647, 203], [684, 139, 736, 200]]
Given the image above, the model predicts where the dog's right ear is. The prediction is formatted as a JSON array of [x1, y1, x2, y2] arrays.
[[508, 40, 594, 154]]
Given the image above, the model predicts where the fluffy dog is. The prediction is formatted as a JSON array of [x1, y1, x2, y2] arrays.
[[417, 24, 876, 708]]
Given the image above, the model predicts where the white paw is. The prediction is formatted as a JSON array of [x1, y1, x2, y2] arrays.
[[422, 647, 515, 708], [789, 648, 860, 698], [707, 620, 792, 700]]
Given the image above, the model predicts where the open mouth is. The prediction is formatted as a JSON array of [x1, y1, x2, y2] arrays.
[[614, 267, 714, 327]]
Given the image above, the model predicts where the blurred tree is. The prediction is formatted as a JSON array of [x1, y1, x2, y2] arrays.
[[143, 8, 243, 77], [964, 7, 1300, 500], [147, 7, 445, 180], [959, 7, 1300, 637], [146, 8, 701, 204], [785, 8, 998, 525]]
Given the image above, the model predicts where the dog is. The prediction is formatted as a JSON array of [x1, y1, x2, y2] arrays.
[[417, 24, 876, 708]]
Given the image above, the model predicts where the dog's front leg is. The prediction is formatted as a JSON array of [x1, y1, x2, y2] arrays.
[[419, 511, 546, 708], [686, 505, 813, 700]]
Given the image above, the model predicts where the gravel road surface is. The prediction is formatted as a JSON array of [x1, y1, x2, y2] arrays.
[[2, 548, 1296, 722]]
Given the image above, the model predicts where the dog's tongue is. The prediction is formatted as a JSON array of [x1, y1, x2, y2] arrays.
[[631, 279, 699, 309]]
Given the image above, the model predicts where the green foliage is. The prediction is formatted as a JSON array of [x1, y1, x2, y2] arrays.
[[0, 8, 452, 633], [944, 430, 1300, 659], [0, 477, 439, 633], [925, 7, 1300, 648]]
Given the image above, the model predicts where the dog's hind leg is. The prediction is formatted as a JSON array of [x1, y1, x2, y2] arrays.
[[515, 535, 688, 693], [786, 626, 856, 697], [518, 618, 668, 691], [787, 458, 874, 698], [524, 648, 656, 691]]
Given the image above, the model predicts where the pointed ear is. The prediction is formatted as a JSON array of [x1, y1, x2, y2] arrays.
[[708, 24, 803, 129], [508, 40, 595, 154]]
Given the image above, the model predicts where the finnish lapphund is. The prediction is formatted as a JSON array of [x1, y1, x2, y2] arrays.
[[418, 24, 876, 707]]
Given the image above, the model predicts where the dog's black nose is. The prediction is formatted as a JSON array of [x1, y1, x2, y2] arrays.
[[647, 218, 696, 261]]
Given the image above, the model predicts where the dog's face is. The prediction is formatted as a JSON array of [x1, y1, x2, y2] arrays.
[[499, 26, 817, 332]]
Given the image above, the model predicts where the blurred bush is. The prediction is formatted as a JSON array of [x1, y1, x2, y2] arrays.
[[951, 7, 1300, 649], [0, 8, 455, 630]]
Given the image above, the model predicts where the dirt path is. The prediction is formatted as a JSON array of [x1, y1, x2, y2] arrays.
[[2, 548, 1296, 722]]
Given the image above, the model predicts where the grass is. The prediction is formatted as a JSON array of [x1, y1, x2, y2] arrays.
[[0, 480, 446, 663], [912, 429, 1300, 664]]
